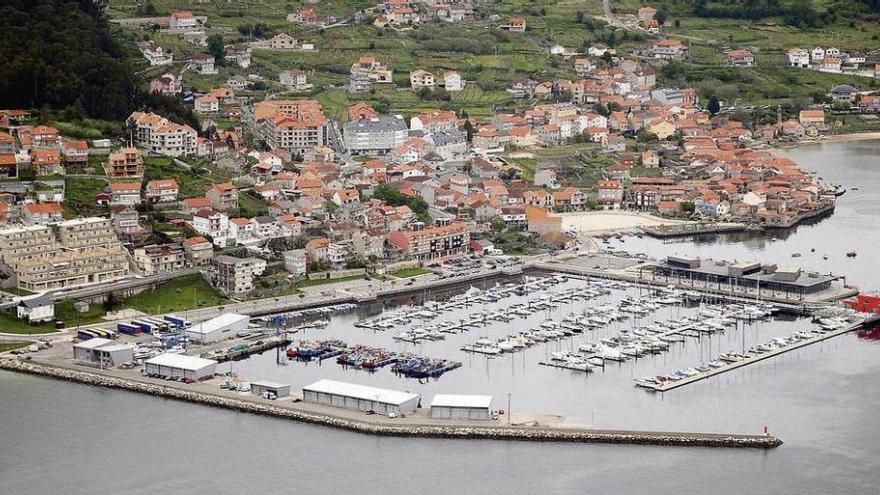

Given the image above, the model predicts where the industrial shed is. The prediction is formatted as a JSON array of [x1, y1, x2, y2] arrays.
[[144, 353, 217, 381], [251, 381, 290, 399], [430, 394, 493, 421], [73, 338, 135, 367], [184, 313, 249, 344], [302, 379, 420, 415]]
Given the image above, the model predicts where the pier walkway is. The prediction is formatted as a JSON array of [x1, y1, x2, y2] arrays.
[[646, 317, 869, 392]]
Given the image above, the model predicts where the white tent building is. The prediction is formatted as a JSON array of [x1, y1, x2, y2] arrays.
[[184, 313, 249, 344]]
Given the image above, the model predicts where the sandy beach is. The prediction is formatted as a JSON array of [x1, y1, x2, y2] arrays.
[[552, 211, 687, 234]]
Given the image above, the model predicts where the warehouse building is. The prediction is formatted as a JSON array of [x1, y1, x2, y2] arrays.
[[144, 353, 217, 381], [302, 379, 420, 415], [184, 313, 249, 344], [430, 394, 493, 421], [251, 381, 290, 399], [73, 338, 135, 367]]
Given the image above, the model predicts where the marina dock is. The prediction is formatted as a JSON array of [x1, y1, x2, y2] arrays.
[[645, 317, 873, 392]]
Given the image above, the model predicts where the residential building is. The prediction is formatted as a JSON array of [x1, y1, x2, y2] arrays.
[[224, 43, 252, 68], [126, 112, 198, 157], [443, 71, 464, 91], [195, 95, 219, 113], [410, 69, 436, 90], [0, 218, 129, 291], [651, 39, 688, 60], [61, 140, 89, 166], [210, 255, 255, 296], [145, 179, 179, 204], [21, 203, 63, 225], [190, 53, 217, 74], [725, 49, 755, 67], [207, 183, 238, 211], [169, 11, 199, 30], [597, 180, 623, 209], [283, 249, 308, 277], [108, 182, 141, 206], [343, 116, 408, 155], [280, 69, 309, 91], [183, 236, 214, 266], [133, 244, 186, 275], [388, 222, 470, 261], [150, 74, 181, 95], [30, 149, 63, 176], [787, 48, 810, 68], [252, 99, 329, 155], [17, 295, 54, 323], [501, 17, 527, 32], [106, 147, 144, 179], [138, 42, 173, 66]]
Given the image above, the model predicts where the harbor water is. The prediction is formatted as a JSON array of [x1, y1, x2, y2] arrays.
[[2, 140, 880, 493]]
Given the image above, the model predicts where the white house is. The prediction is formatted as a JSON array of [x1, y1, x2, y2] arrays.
[[443, 71, 464, 91], [787, 48, 810, 68], [17, 295, 54, 323]]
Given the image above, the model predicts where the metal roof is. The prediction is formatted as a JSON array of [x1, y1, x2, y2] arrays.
[[73, 338, 113, 350], [251, 380, 290, 389], [430, 394, 493, 409], [145, 353, 217, 370], [187, 313, 248, 335], [303, 379, 419, 405]]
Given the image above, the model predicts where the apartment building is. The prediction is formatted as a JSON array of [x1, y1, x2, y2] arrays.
[[388, 222, 470, 262], [126, 112, 198, 157], [210, 255, 255, 296], [343, 115, 408, 155], [107, 147, 144, 179], [252, 100, 329, 155], [133, 243, 186, 275], [0, 217, 129, 291]]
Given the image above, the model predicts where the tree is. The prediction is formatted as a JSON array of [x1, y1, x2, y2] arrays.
[[708, 95, 721, 115], [207, 34, 225, 61], [463, 119, 475, 141], [681, 201, 696, 213]]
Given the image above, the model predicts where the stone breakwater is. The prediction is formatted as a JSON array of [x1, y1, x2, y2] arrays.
[[0, 358, 782, 448]]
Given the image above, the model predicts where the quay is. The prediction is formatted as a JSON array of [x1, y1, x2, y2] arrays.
[[645, 316, 875, 392], [202, 335, 290, 363], [0, 357, 782, 448]]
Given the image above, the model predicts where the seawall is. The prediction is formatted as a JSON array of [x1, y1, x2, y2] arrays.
[[0, 357, 782, 449]]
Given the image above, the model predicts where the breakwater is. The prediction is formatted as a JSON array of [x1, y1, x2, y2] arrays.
[[0, 357, 782, 448]]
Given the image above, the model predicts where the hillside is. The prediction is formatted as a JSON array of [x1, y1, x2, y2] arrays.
[[0, 0, 138, 119]]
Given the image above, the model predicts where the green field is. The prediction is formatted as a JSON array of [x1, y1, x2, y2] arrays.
[[118, 274, 230, 314], [0, 299, 109, 334], [144, 156, 237, 198], [389, 267, 432, 278]]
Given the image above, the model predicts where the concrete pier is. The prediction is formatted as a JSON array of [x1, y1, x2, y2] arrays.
[[0, 357, 782, 449]]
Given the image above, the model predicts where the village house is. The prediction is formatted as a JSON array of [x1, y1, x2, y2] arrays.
[[725, 49, 755, 67], [651, 39, 688, 60], [109, 182, 142, 206], [150, 74, 181, 95], [190, 53, 217, 74], [145, 179, 179, 204], [30, 149, 63, 176], [126, 111, 198, 157], [138, 42, 173, 66], [195, 95, 219, 113], [280, 69, 309, 91], [61, 140, 89, 167], [787, 48, 810, 68], [169, 11, 200, 30], [410, 69, 436, 90], [224, 43, 252, 68], [501, 16, 527, 32], [22, 203, 63, 225], [107, 147, 144, 179], [442, 71, 464, 91], [597, 180, 624, 209], [207, 182, 238, 211]]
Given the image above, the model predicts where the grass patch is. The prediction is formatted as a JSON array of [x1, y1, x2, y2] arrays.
[[144, 156, 237, 198], [0, 299, 108, 334], [2, 287, 34, 297], [390, 268, 432, 278], [237, 191, 269, 217], [64, 177, 108, 218], [0, 342, 30, 353], [117, 274, 230, 314], [295, 274, 365, 288]]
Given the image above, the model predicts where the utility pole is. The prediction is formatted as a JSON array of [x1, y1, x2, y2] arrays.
[[507, 392, 511, 425]]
